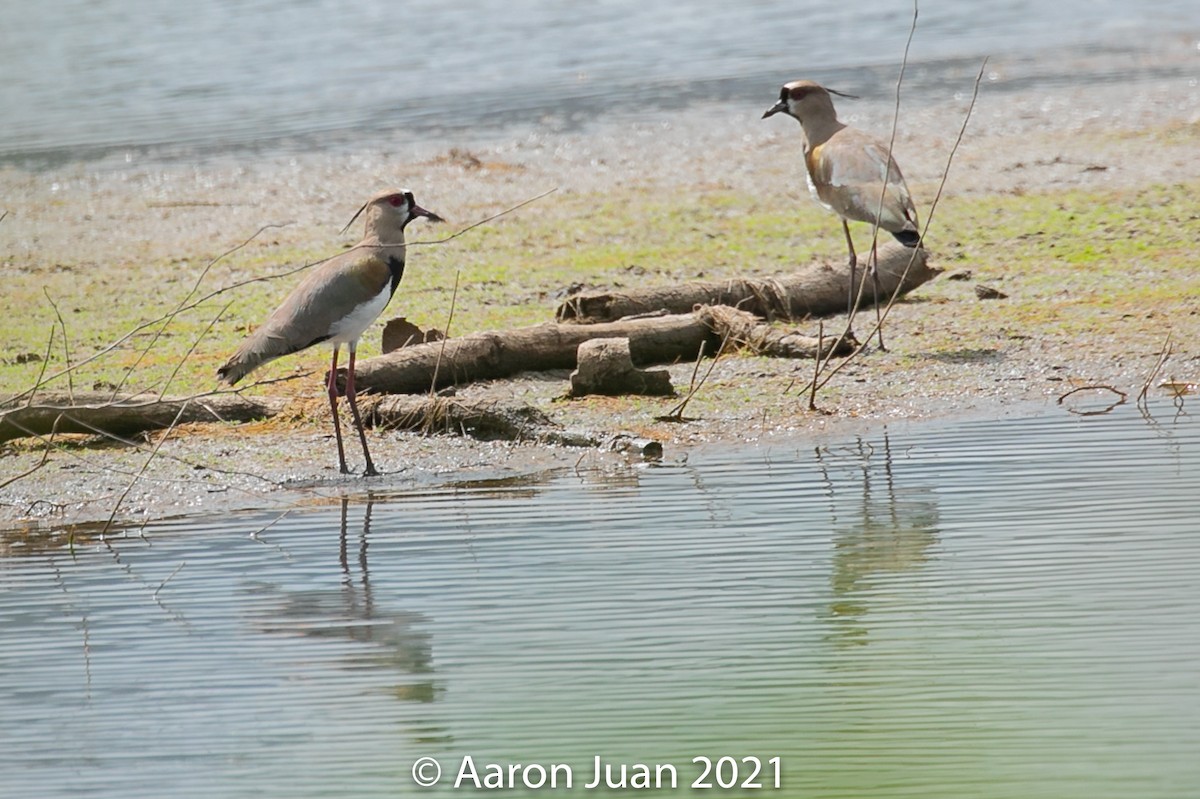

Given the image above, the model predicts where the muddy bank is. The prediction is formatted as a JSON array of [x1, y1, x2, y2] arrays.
[[2, 37, 1199, 530]]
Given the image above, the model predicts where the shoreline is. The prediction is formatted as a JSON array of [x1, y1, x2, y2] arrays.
[[2, 36, 1199, 532]]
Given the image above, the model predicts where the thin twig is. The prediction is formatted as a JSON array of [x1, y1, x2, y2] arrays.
[[107, 222, 295, 401], [686, 341, 709, 394], [427, 270, 461, 402], [807, 55, 988, 399], [852, 0, 920, 346], [6, 223, 292, 405], [0, 416, 62, 490], [658, 333, 733, 422], [43, 289, 76, 402], [0, 412, 280, 505], [159, 301, 232, 398], [406, 187, 558, 248], [809, 319, 824, 412], [1137, 330, 1173, 409], [101, 399, 193, 537], [1057, 384, 1128, 416], [814, 0, 920, 392], [27, 323, 56, 408]]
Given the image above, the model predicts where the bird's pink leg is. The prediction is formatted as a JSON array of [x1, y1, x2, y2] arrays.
[[842, 219, 859, 320], [327, 345, 350, 474], [344, 342, 379, 477], [869, 238, 887, 351]]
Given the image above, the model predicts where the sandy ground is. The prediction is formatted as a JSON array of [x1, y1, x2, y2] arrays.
[[3, 37, 1199, 533]]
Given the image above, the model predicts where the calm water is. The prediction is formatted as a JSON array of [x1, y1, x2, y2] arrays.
[[2, 401, 1199, 798], [2, 0, 1198, 160]]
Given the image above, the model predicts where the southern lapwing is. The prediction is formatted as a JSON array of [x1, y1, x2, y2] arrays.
[[217, 189, 443, 476], [763, 80, 920, 348]]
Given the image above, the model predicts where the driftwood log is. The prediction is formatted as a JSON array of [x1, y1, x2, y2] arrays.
[[569, 338, 675, 397], [0, 390, 654, 450], [354, 306, 853, 395], [556, 241, 936, 323], [0, 392, 285, 444], [366, 395, 661, 457], [1, 310, 851, 444]]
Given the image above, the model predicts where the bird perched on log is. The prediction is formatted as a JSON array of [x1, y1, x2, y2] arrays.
[[217, 189, 443, 476], [763, 79, 921, 348]]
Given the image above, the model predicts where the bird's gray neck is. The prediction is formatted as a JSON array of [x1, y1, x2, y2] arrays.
[[799, 117, 845, 148]]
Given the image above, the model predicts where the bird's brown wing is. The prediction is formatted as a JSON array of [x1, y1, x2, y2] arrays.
[[216, 248, 394, 385]]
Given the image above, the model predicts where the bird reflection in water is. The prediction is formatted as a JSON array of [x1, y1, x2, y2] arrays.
[[815, 431, 941, 647], [248, 497, 436, 701]]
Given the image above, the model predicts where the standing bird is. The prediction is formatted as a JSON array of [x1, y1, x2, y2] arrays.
[[763, 80, 920, 347], [217, 189, 443, 476]]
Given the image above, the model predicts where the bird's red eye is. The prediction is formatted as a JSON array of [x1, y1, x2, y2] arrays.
[[387, 194, 405, 207]]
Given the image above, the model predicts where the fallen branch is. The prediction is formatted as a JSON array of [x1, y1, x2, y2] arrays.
[[354, 306, 854, 395], [354, 313, 712, 394], [0, 390, 658, 456], [2, 309, 851, 445], [370, 395, 661, 456], [0, 392, 284, 444], [556, 241, 937, 324], [1057, 384, 1128, 416]]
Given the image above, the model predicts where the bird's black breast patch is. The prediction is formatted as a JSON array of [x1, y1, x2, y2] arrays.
[[386, 255, 406, 296]]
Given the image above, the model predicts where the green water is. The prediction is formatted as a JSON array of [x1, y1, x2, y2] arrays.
[[2, 403, 1198, 797]]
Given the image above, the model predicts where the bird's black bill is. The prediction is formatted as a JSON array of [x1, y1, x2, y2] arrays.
[[762, 99, 787, 119], [411, 204, 444, 224]]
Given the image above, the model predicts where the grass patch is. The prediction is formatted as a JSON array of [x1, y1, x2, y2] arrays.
[[3, 180, 1197, 399]]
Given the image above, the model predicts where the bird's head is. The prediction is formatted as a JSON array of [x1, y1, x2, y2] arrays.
[[343, 189, 444, 240], [762, 80, 855, 125]]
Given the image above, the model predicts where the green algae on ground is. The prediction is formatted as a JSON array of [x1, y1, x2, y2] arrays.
[[2, 180, 1197, 401]]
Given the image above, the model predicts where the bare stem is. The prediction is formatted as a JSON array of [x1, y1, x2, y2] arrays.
[[101, 399, 194, 537], [406, 187, 558, 248], [428, 270, 462, 399], [808, 54, 988, 398]]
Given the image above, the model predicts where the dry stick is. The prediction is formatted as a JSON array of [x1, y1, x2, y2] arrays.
[[406, 187, 558, 248], [805, 56, 988, 400], [248, 510, 293, 541], [10, 192, 556, 407], [862, 57, 988, 349], [110, 222, 295, 402], [660, 332, 733, 421], [863, 0, 920, 350], [805, 0, 913, 398], [428, 270, 462, 397], [42, 289, 76, 402], [101, 399, 194, 537], [1137, 330, 1174, 409], [1, 412, 280, 491], [660, 341, 708, 421], [159, 301, 232, 398], [418, 270, 463, 436], [1057, 384, 1128, 417], [0, 416, 63, 491], [7, 223, 293, 406], [27, 323, 56, 408], [808, 319, 824, 412], [686, 341, 710, 395], [841, 0, 919, 345]]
